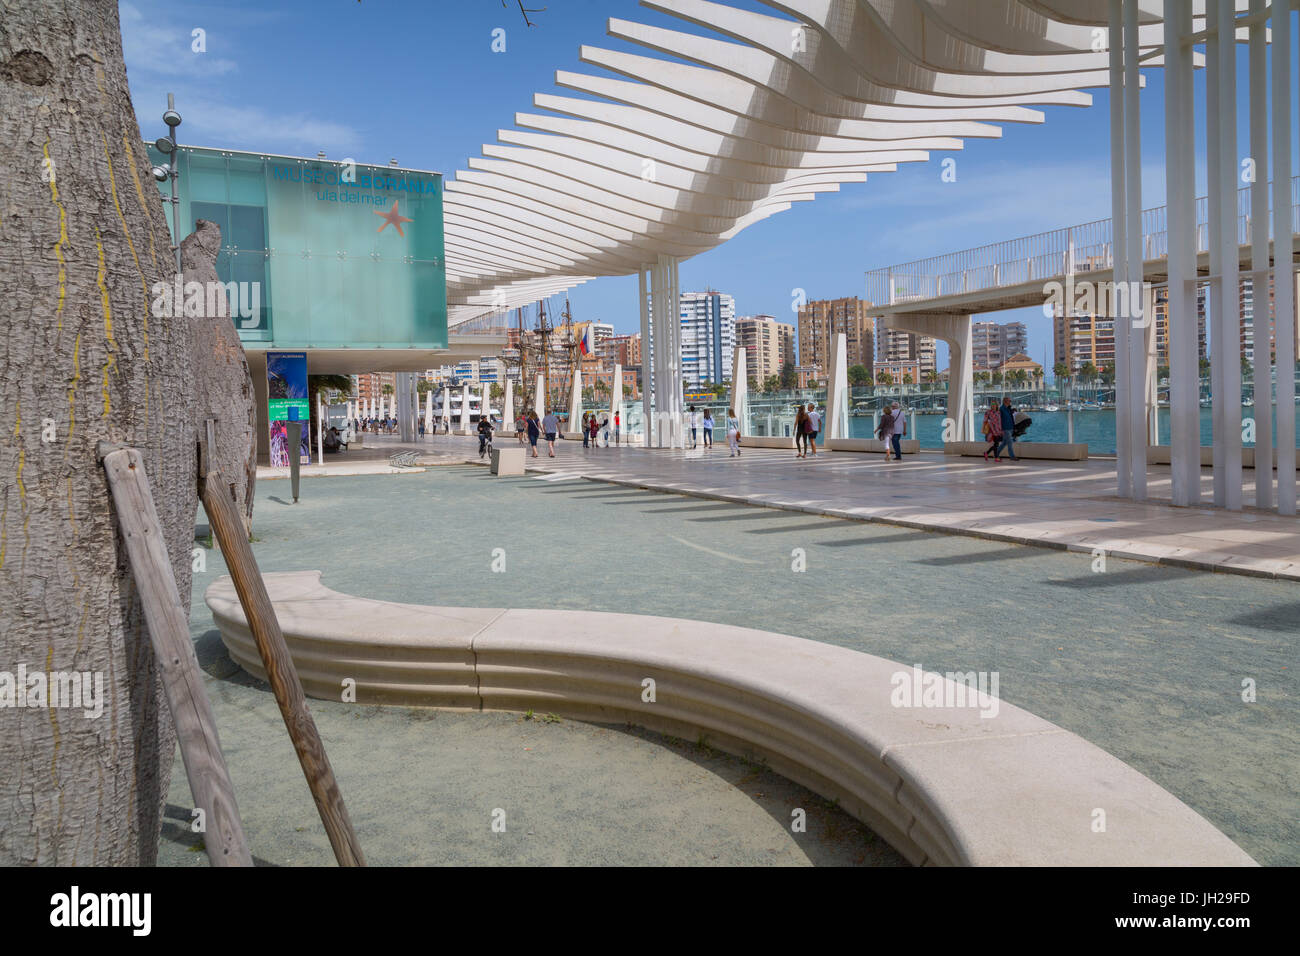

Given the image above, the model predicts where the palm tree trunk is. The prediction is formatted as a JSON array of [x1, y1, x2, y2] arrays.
[[1, 0, 199, 864]]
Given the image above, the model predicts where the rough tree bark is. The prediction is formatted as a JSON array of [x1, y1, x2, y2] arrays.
[[180, 219, 256, 535], [0, 1, 198, 863]]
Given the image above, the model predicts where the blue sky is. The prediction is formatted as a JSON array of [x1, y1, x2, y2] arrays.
[[119, 1, 1300, 373]]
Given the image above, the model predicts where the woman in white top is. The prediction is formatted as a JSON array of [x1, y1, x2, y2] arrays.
[[727, 408, 741, 456]]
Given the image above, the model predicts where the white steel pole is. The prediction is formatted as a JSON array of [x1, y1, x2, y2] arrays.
[[638, 265, 651, 445], [1272, 0, 1296, 513], [1124, 0, 1147, 499], [1248, 0, 1272, 508], [1217, 0, 1243, 509], [1165, 0, 1199, 505], [1206, 0, 1226, 505], [1109, 0, 1133, 498]]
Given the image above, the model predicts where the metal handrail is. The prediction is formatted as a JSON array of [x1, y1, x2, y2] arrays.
[[866, 176, 1300, 307]]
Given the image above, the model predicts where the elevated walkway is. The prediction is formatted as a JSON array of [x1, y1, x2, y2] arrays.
[[866, 177, 1300, 317]]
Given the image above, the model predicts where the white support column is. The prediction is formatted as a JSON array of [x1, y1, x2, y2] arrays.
[[1123, 0, 1147, 499], [731, 345, 749, 437], [884, 314, 972, 441], [1272, 0, 1296, 514], [1207, 1, 1225, 501], [826, 332, 849, 440], [568, 363, 583, 436], [638, 265, 651, 444], [1215, 0, 1243, 509], [534, 373, 545, 418], [459, 383, 470, 434], [440, 387, 449, 432], [502, 377, 514, 432], [610, 362, 623, 442], [1248, 0, 1272, 509], [646, 254, 683, 449], [482, 381, 491, 430], [316, 394, 324, 466], [1166, 0, 1199, 506], [424, 388, 433, 437], [1109, 0, 1132, 498]]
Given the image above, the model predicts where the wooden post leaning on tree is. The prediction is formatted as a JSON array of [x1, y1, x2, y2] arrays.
[[99, 443, 252, 867], [198, 445, 364, 866]]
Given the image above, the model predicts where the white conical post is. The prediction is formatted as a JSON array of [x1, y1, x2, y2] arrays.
[[569, 364, 583, 436]]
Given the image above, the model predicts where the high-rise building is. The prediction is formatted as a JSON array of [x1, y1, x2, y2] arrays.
[[353, 371, 395, 406], [607, 333, 642, 368], [971, 321, 1028, 370], [679, 291, 736, 387], [1054, 286, 1208, 375], [735, 314, 797, 383], [797, 297, 874, 374], [588, 321, 616, 356], [875, 325, 935, 374]]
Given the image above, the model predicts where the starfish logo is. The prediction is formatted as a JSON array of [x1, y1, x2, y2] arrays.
[[374, 199, 414, 237]]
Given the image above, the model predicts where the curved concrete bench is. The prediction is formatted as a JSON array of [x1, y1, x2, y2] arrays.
[[206, 571, 1255, 867]]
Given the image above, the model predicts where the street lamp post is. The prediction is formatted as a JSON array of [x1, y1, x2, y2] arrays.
[[150, 94, 183, 275]]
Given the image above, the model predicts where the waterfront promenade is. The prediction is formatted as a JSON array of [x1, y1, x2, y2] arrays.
[[342, 434, 1300, 581]]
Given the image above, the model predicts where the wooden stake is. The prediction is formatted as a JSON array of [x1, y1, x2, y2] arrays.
[[98, 444, 252, 867], [200, 467, 366, 867]]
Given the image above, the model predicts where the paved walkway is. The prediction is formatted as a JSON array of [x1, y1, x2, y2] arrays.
[[296, 433, 1300, 580], [476, 436, 1300, 581]]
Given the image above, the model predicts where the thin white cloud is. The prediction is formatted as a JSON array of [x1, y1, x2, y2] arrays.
[[180, 98, 363, 155], [119, 2, 238, 78]]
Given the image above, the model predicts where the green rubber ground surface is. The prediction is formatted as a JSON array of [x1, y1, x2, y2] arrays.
[[167, 464, 1297, 865]]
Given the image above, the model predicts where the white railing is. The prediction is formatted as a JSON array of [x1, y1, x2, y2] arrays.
[[866, 176, 1300, 307]]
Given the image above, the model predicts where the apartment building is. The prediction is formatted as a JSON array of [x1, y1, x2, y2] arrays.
[[797, 296, 874, 373]]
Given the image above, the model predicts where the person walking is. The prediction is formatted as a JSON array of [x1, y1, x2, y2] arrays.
[[581, 411, 591, 449], [889, 400, 906, 461], [702, 408, 714, 449], [806, 403, 821, 456], [588, 412, 600, 449], [525, 410, 541, 458], [996, 396, 1019, 461], [982, 399, 1003, 461], [542, 408, 560, 457], [727, 407, 741, 456], [877, 404, 896, 461], [613, 410, 621, 446], [794, 405, 809, 458], [689, 405, 701, 449], [515, 412, 527, 445]]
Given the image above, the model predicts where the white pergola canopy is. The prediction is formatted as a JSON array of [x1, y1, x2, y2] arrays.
[[444, 0, 1237, 328]]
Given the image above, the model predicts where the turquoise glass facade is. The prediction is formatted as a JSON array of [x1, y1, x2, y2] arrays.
[[149, 145, 446, 350]]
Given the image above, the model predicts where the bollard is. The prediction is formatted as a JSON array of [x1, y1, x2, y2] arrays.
[[288, 420, 302, 503]]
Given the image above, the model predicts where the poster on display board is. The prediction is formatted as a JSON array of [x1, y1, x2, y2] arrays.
[[267, 351, 310, 466]]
